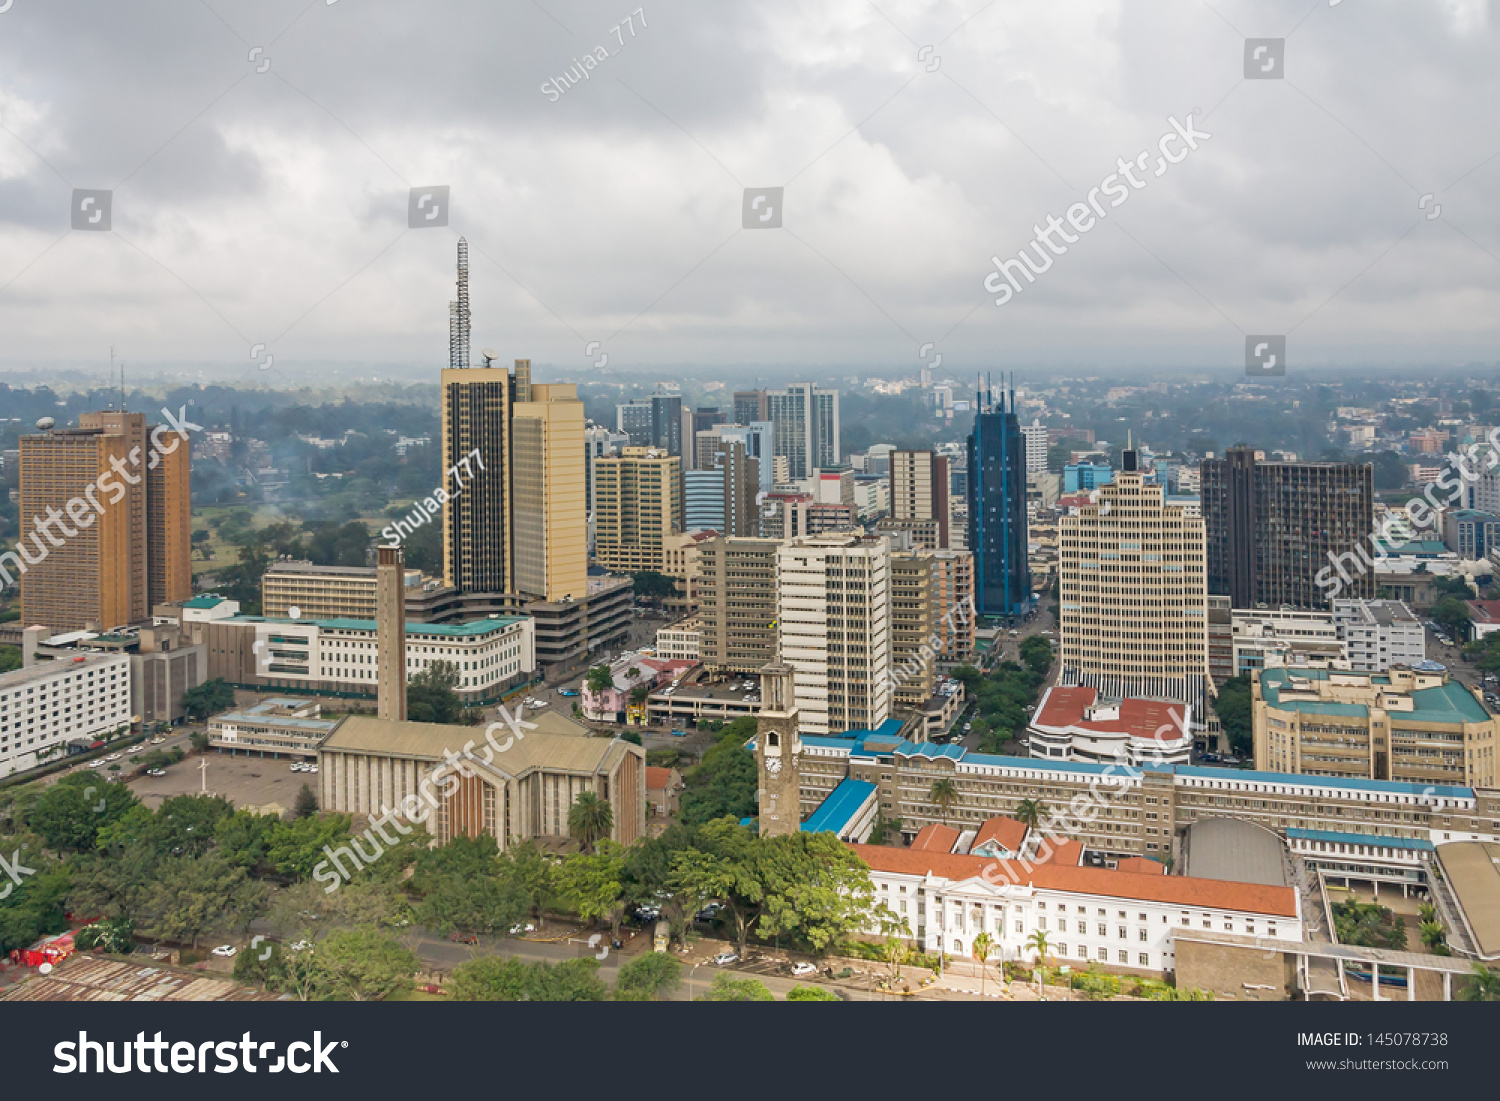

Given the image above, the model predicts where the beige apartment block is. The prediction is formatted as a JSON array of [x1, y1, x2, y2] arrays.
[[1058, 463, 1210, 721], [593, 447, 681, 575], [263, 560, 422, 620]]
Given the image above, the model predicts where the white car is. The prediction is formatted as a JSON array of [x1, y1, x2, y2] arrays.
[[151, 737, 167, 745], [127, 745, 145, 754], [211, 945, 237, 958], [146, 769, 166, 777], [308, 766, 319, 774], [89, 759, 106, 769], [712, 952, 739, 966], [105, 754, 121, 762], [791, 961, 818, 977], [509, 923, 536, 935]]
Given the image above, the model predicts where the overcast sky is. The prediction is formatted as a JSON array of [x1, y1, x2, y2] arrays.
[[0, 0, 1497, 385]]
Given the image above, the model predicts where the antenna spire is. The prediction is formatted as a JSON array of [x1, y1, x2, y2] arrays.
[[449, 238, 471, 369]]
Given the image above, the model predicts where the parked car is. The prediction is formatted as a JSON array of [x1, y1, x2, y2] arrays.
[[211, 945, 237, 958], [89, 759, 106, 769], [671, 729, 690, 737], [509, 923, 535, 935], [712, 951, 740, 966], [105, 754, 121, 762], [791, 961, 818, 977], [559, 689, 580, 697], [146, 768, 166, 777], [127, 745, 145, 754]]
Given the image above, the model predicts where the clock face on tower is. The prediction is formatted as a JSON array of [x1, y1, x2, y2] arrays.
[[765, 756, 782, 774]]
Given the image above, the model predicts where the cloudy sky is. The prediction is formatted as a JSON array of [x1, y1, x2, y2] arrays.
[[0, 0, 1497, 385]]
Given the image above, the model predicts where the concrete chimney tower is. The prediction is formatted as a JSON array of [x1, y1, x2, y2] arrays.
[[377, 544, 407, 721]]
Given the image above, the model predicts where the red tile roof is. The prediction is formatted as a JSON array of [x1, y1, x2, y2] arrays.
[[847, 844, 1298, 917], [972, 816, 1028, 854], [910, 823, 960, 853], [645, 767, 677, 791], [1114, 856, 1167, 876], [1467, 600, 1500, 624], [1033, 685, 1188, 742]]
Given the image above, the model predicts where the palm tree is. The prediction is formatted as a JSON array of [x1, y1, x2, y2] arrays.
[[568, 791, 614, 854], [1026, 929, 1051, 999], [972, 931, 993, 999], [928, 778, 958, 825], [1015, 798, 1049, 832], [1461, 963, 1500, 1001]]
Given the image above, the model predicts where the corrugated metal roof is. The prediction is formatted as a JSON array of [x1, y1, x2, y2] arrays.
[[1, 957, 287, 1002]]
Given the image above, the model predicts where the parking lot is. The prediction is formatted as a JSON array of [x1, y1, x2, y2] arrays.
[[127, 751, 315, 814]]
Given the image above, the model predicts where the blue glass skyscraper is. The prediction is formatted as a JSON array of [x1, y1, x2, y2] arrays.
[[966, 380, 1032, 620]]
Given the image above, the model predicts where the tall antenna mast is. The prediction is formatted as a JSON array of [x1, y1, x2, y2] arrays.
[[449, 238, 471, 369]]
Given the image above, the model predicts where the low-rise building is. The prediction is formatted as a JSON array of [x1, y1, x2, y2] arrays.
[[318, 712, 645, 849], [581, 651, 697, 724], [655, 618, 701, 662], [1331, 598, 1425, 670], [851, 842, 1302, 975], [207, 697, 338, 759], [1027, 685, 1192, 766]]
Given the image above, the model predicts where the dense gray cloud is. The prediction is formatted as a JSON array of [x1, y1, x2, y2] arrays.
[[0, 0, 1496, 383]]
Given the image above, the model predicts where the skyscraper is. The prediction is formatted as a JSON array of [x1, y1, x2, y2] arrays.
[[698, 535, 780, 673], [1058, 449, 1209, 721], [776, 533, 891, 736], [733, 389, 769, 426], [768, 382, 839, 480], [965, 382, 1031, 619], [696, 421, 772, 492], [511, 383, 587, 602], [889, 449, 950, 549], [616, 395, 683, 456], [1201, 446, 1375, 609], [441, 363, 513, 594], [16, 411, 191, 631]]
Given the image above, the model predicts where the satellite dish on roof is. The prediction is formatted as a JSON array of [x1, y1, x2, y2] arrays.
[[36, 416, 55, 431], [481, 348, 499, 366]]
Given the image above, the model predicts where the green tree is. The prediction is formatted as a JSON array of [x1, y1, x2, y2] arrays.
[[1019, 635, 1053, 677], [181, 678, 236, 721], [584, 664, 615, 695], [613, 952, 683, 1001], [139, 853, 267, 948], [951, 665, 983, 695], [698, 972, 774, 1001], [756, 832, 877, 955], [415, 873, 527, 937], [1027, 929, 1051, 997], [1014, 798, 1048, 832], [1432, 597, 1472, 640], [1212, 675, 1253, 756], [264, 813, 354, 880], [972, 930, 994, 999], [499, 841, 556, 923], [1460, 963, 1500, 1002], [448, 956, 607, 1001], [679, 718, 759, 825], [407, 660, 464, 724], [213, 810, 278, 871], [24, 772, 140, 852], [785, 984, 840, 1001], [631, 570, 677, 605], [928, 778, 958, 825], [554, 844, 627, 934], [670, 818, 764, 953], [293, 783, 319, 819], [304, 927, 418, 1001], [568, 791, 615, 853]]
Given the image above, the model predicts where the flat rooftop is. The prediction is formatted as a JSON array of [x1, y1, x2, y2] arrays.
[[1182, 817, 1289, 888], [1436, 841, 1500, 958], [0, 651, 128, 689]]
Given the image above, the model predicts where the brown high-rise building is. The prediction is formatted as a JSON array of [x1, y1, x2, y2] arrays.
[[441, 365, 513, 594], [1201, 446, 1375, 610], [733, 390, 769, 426], [698, 536, 780, 674], [14, 412, 191, 632]]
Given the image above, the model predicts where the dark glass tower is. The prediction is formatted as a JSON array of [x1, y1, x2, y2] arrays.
[[966, 381, 1032, 619]]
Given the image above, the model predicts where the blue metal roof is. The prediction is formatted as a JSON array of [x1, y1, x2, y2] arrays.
[[1176, 764, 1473, 799], [801, 779, 877, 835], [1287, 828, 1435, 852]]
